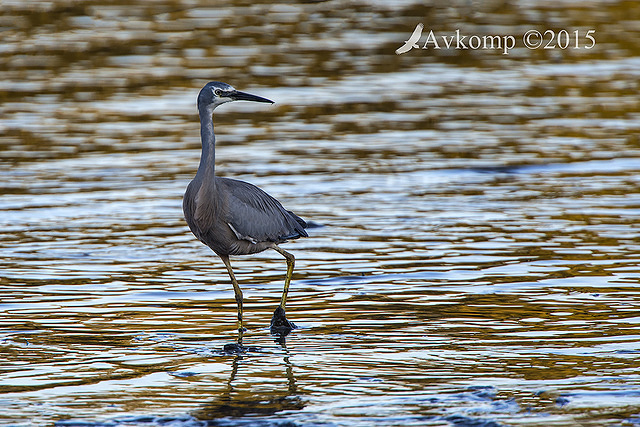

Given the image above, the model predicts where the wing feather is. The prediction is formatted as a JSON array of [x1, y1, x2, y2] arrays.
[[218, 177, 307, 244]]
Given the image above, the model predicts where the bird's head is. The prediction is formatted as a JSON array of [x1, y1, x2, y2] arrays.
[[197, 81, 274, 112]]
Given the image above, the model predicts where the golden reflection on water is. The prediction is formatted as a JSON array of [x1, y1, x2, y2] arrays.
[[1, 0, 640, 426]]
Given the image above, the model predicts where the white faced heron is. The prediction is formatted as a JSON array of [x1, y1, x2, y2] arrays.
[[183, 81, 307, 337]]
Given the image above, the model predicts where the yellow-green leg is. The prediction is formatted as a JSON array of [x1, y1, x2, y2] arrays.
[[219, 254, 245, 333], [270, 245, 296, 335], [273, 245, 295, 309]]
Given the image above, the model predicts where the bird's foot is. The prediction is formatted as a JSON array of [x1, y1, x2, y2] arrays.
[[223, 342, 245, 353], [222, 341, 261, 353], [270, 306, 296, 336]]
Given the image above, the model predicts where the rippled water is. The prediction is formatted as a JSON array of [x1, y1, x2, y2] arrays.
[[2, 1, 640, 426]]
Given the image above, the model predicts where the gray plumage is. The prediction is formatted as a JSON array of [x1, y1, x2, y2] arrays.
[[184, 177, 307, 255], [182, 81, 306, 337]]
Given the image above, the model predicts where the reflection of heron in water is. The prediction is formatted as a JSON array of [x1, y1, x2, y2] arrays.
[[192, 339, 303, 422]]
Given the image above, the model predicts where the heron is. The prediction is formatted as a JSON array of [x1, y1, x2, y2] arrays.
[[183, 81, 308, 337]]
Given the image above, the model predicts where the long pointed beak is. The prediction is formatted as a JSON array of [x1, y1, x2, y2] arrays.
[[231, 90, 274, 104]]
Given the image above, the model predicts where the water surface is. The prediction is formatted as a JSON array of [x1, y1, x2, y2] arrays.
[[1, 1, 640, 426]]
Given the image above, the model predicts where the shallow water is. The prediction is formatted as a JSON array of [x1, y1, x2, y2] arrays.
[[2, 1, 640, 426]]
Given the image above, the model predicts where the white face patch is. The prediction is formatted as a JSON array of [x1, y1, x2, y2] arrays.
[[212, 84, 235, 99], [209, 85, 236, 108]]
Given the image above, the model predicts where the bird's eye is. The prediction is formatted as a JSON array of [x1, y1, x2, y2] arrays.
[[214, 89, 222, 96]]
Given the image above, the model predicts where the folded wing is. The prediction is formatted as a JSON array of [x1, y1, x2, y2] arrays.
[[218, 177, 308, 244]]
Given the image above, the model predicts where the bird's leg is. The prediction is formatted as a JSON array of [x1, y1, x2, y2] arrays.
[[273, 245, 295, 309], [270, 245, 296, 335], [219, 255, 245, 333]]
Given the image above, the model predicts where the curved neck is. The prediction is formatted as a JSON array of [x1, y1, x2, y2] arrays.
[[197, 105, 216, 180]]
